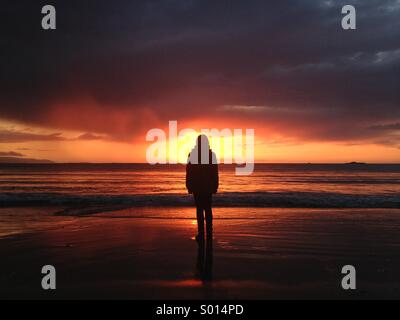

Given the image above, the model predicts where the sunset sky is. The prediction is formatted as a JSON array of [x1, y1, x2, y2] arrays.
[[0, 0, 399, 163]]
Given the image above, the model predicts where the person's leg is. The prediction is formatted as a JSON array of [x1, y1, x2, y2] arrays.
[[204, 193, 213, 280], [194, 193, 205, 239], [204, 193, 213, 241]]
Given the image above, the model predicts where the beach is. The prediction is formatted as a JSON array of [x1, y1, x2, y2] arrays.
[[1, 163, 399, 299], [1, 206, 400, 299]]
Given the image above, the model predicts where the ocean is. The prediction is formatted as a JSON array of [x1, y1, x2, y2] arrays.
[[0, 163, 399, 209]]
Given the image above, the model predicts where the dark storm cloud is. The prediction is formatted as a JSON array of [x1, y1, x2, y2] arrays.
[[0, 129, 107, 143], [368, 122, 400, 131], [76, 133, 106, 140], [0, 0, 399, 144], [0, 130, 67, 143], [0, 151, 24, 157]]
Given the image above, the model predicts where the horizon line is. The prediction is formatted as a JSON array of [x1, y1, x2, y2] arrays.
[[1, 161, 400, 165]]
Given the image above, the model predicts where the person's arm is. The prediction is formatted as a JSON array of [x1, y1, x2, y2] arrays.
[[186, 155, 193, 194], [213, 164, 219, 193], [211, 152, 219, 193]]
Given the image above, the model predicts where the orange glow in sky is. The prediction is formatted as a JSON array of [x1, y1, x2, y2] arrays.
[[0, 119, 399, 163]]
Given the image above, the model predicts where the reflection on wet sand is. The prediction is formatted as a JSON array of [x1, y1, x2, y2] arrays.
[[195, 234, 213, 282], [2, 207, 400, 299]]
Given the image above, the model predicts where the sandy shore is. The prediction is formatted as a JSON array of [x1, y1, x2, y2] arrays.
[[1, 207, 400, 299]]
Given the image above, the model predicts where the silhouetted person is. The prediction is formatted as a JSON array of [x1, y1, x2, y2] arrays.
[[186, 135, 218, 242]]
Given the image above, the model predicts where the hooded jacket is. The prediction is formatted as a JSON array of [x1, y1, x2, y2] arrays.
[[186, 148, 219, 194]]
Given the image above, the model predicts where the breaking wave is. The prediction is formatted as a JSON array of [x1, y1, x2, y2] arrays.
[[1, 191, 399, 209]]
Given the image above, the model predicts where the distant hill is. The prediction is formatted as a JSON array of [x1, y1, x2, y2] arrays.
[[345, 161, 367, 165], [0, 157, 54, 164]]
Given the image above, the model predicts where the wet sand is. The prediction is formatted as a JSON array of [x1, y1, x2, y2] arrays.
[[1, 207, 400, 299]]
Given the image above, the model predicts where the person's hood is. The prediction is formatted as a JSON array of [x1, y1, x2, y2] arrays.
[[189, 147, 215, 164]]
